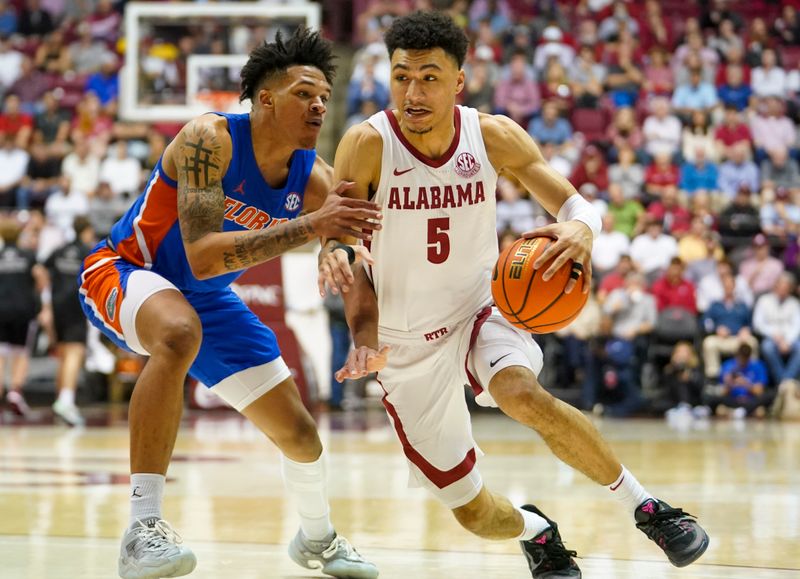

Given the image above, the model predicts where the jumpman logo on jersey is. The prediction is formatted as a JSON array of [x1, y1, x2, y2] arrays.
[[233, 180, 246, 196]]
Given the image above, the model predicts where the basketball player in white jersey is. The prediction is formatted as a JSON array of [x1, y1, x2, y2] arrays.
[[318, 12, 709, 578]]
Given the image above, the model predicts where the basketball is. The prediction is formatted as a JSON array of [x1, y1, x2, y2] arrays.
[[492, 236, 589, 334]]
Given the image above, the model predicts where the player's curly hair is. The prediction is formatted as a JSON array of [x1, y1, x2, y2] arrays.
[[239, 27, 336, 103], [384, 11, 469, 68]]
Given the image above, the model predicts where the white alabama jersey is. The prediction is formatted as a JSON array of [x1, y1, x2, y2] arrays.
[[366, 106, 499, 341]]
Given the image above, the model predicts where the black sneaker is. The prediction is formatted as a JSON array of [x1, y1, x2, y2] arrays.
[[519, 505, 581, 578], [635, 498, 709, 567]]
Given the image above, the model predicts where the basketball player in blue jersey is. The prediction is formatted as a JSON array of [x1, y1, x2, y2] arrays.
[[79, 29, 380, 579], [318, 12, 709, 579]]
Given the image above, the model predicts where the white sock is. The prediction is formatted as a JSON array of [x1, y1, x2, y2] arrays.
[[516, 507, 552, 541], [281, 452, 335, 541], [57, 389, 75, 406], [608, 466, 653, 516], [130, 473, 165, 527]]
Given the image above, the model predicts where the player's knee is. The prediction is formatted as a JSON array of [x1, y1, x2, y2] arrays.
[[274, 413, 322, 457], [150, 315, 202, 362], [490, 366, 554, 418]]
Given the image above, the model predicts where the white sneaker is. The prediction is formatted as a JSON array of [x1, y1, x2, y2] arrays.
[[52, 400, 85, 427], [731, 407, 747, 420], [118, 519, 197, 579], [289, 529, 378, 578]]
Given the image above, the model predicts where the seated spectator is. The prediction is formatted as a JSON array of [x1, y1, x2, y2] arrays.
[[598, 1, 639, 41], [87, 0, 121, 44], [85, 53, 121, 115], [673, 31, 719, 84], [630, 217, 678, 281], [89, 180, 130, 238], [681, 110, 717, 164], [716, 343, 771, 418], [0, 94, 33, 150], [18, 0, 55, 37], [680, 149, 719, 196], [708, 18, 744, 61], [740, 234, 786, 297], [597, 254, 634, 303], [34, 29, 70, 74], [593, 213, 630, 277], [569, 44, 606, 108], [760, 187, 800, 239], [714, 105, 753, 161], [347, 56, 389, 118], [539, 141, 572, 177], [745, 17, 770, 67], [678, 217, 715, 264], [528, 100, 572, 148], [42, 176, 89, 252], [555, 293, 602, 410], [533, 25, 575, 73], [604, 43, 643, 107], [761, 147, 800, 193], [0, 132, 29, 208], [495, 176, 535, 235], [570, 145, 609, 195], [751, 48, 788, 100], [8, 55, 50, 115], [691, 191, 719, 230], [662, 341, 705, 416], [0, 36, 23, 93], [717, 143, 759, 200], [608, 147, 644, 201], [644, 153, 680, 203], [643, 96, 682, 160], [642, 45, 674, 97], [69, 21, 114, 75], [606, 107, 644, 162], [717, 63, 752, 112], [651, 257, 697, 314], [702, 274, 759, 380], [0, 0, 17, 37], [695, 258, 754, 312], [502, 23, 535, 63], [640, 0, 673, 52], [462, 47, 496, 113], [345, 99, 380, 130], [753, 272, 800, 385], [607, 183, 644, 238], [718, 185, 762, 248], [99, 141, 142, 199], [494, 50, 540, 127], [70, 93, 113, 155], [17, 141, 59, 209], [750, 97, 797, 162], [671, 68, 718, 121], [540, 60, 573, 114], [61, 138, 100, 198], [647, 185, 693, 236], [774, 4, 800, 46]]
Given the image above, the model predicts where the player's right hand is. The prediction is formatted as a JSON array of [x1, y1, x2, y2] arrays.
[[318, 242, 374, 296], [335, 345, 390, 382], [309, 181, 383, 241]]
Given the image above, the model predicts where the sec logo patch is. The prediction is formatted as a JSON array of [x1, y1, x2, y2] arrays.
[[285, 192, 301, 211], [454, 152, 480, 178]]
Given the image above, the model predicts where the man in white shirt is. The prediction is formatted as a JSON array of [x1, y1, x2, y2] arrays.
[[630, 218, 678, 281], [0, 132, 29, 207], [99, 141, 142, 198], [593, 213, 630, 276], [753, 272, 800, 384], [0, 37, 23, 91], [61, 138, 100, 197], [751, 48, 788, 99], [643, 96, 682, 159]]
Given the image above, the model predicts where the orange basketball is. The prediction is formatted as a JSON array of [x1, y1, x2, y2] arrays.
[[491, 236, 589, 334]]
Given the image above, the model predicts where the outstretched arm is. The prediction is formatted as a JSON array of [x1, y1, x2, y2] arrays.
[[483, 113, 601, 293], [174, 117, 381, 280]]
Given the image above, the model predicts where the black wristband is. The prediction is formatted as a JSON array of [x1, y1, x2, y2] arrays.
[[333, 242, 356, 265]]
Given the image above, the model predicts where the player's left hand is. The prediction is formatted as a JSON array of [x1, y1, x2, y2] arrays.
[[522, 220, 593, 294], [334, 345, 390, 382]]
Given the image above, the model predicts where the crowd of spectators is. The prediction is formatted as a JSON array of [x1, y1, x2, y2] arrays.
[[5, 0, 800, 422]]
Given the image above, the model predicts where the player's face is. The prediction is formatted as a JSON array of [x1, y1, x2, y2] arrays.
[[261, 65, 331, 149], [390, 48, 465, 135]]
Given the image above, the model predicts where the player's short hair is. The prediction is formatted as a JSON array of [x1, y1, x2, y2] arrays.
[[384, 11, 469, 69], [239, 27, 336, 103]]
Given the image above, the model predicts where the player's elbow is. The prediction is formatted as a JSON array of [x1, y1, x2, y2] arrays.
[[185, 246, 218, 280]]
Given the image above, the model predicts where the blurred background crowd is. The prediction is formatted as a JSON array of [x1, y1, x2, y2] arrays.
[[2, 0, 800, 427]]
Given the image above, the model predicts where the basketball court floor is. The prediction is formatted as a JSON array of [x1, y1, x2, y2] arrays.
[[1, 406, 798, 578]]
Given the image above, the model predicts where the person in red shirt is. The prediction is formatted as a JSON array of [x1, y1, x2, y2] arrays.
[[570, 144, 610, 194], [0, 94, 33, 149], [597, 254, 635, 303], [646, 185, 693, 236], [644, 152, 680, 203], [714, 104, 753, 160], [651, 257, 697, 314]]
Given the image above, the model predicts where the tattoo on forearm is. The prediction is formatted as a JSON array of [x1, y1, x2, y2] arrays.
[[222, 216, 316, 271], [177, 123, 226, 244]]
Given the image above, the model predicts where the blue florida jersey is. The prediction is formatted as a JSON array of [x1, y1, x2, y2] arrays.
[[106, 112, 315, 292]]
